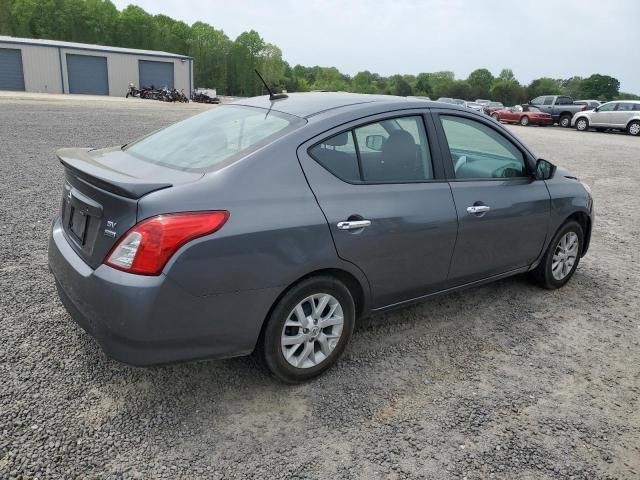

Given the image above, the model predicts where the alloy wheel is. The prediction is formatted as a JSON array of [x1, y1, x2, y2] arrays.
[[629, 122, 640, 136], [551, 232, 579, 281], [577, 119, 588, 131], [281, 293, 344, 368]]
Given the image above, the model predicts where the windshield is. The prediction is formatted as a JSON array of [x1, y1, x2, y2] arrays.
[[125, 105, 304, 171]]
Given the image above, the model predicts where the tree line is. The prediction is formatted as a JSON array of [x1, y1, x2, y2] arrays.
[[1, 0, 638, 102]]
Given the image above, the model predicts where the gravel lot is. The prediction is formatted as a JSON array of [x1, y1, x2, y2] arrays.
[[1, 96, 638, 480]]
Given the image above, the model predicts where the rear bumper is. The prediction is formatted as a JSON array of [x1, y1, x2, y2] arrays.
[[48, 217, 280, 366]]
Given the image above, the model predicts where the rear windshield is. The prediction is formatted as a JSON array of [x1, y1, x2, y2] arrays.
[[125, 105, 304, 171]]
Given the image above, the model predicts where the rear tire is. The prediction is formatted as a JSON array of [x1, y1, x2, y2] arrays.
[[628, 120, 640, 136], [575, 117, 589, 132], [530, 220, 583, 289], [520, 116, 530, 126], [259, 276, 355, 383], [559, 115, 572, 128]]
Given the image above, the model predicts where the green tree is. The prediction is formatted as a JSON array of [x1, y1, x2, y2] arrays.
[[526, 77, 562, 99], [189, 22, 230, 91], [390, 75, 412, 96], [467, 68, 494, 99], [414, 73, 432, 96], [578, 74, 620, 100], [116, 5, 157, 50], [352, 71, 378, 94]]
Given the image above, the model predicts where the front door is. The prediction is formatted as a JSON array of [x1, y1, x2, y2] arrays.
[[297, 112, 458, 308], [589, 102, 617, 126], [433, 112, 550, 285]]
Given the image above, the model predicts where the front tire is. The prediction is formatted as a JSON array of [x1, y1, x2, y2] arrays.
[[575, 117, 589, 131], [260, 276, 355, 383], [628, 120, 640, 136], [559, 115, 572, 128], [520, 116, 529, 126], [530, 220, 583, 289]]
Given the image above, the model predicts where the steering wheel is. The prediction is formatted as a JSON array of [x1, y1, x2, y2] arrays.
[[454, 155, 467, 173]]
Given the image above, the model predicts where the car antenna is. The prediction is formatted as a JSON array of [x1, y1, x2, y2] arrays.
[[255, 69, 288, 100]]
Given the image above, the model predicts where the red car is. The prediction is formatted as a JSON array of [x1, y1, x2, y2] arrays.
[[491, 105, 553, 126]]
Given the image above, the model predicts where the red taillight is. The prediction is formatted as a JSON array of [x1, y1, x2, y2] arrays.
[[105, 211, 229, 275]]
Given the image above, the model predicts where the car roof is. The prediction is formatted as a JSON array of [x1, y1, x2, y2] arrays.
[[232, 92, 467, 119]]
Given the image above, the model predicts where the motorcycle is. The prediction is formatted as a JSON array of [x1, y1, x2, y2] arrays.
[[125, 83, 139, 98]]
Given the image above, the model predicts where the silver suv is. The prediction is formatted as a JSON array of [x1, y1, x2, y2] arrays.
[[572, 100, 640, 136]]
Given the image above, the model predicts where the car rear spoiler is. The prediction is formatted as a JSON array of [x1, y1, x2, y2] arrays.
[[57, 148, 172, 199]]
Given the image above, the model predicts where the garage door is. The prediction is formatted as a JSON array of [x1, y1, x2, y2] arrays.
[[66, 54, 109, 95], [139, 60, 174, 89], [0, 48, 25, 91]]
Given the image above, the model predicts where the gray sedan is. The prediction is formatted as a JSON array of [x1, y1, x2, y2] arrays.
[[48, 92, 594, 382]]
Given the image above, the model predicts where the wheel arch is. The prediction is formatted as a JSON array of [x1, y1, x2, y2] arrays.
[[254, 267, 369, 352], [566, 211, 592, 256], [626, 118, 640, 130]]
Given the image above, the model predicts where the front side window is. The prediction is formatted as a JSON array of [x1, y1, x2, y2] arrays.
[[310, 115, 434, 183], [598, 102, 616, 112], [530, 97, 544, 105], [126, 105, 303, 171], [440, 115, 527, 179]]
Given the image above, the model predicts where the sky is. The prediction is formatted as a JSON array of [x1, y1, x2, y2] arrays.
[[111, 0, 640, 93]]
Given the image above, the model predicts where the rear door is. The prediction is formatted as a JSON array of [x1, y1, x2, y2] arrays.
[[297, 111, 458, 308], [611, 102, 634, 127], [432, 110, 550, 285]]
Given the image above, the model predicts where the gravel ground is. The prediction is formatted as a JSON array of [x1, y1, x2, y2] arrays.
[[1, 97, 638, 480]]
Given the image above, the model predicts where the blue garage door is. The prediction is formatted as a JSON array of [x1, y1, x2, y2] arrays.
[[66, 54, 109, 95], [0, 48, 25, 91], [139, 60, 174, 89]]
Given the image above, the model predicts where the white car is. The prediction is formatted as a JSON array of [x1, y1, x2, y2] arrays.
[[572, 100, 640, 136]]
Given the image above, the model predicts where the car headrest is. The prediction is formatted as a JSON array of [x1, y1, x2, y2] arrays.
[[324, 131, 349, 147]]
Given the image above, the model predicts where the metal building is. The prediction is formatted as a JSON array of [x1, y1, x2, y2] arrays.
[[0, 36, 193, 97]]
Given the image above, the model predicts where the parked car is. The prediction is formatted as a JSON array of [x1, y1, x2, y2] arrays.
[[572, 100, 640, 135], [407, 95, 431, 101], [528, 95, 587, 127], [491, 105, 553, 126], [436, 97, 455, 104], [574, 99, 601, 110], [465, 101, 485, 113], [483, 101, 504, 115], [48, 93, 593, 383], [475, 99, 491, 106], [451, 99, 466, 106]]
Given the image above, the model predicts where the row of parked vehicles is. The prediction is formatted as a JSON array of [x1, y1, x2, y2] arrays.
[[423, 94, 639, 136]]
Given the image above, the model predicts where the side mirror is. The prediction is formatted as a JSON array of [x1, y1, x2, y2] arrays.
[[535, 158, 556, 180], [365, 134, 385, 151], [593, 106, 600, 112]]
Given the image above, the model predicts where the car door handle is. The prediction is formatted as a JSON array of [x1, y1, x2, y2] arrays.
[[337, 220, 371, 230], [466, 205, 491, 214]]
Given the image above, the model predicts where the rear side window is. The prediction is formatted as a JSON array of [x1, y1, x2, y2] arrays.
[[440, 115, 526, 179], [126, 105, 303, 171], [557, 96, 573, 105], [543, 97, 554, 105], [616, 103, 633, 112], [310, 115, 434, 183]]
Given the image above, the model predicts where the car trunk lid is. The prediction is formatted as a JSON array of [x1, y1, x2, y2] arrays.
[[57, 147, 202, 269]]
